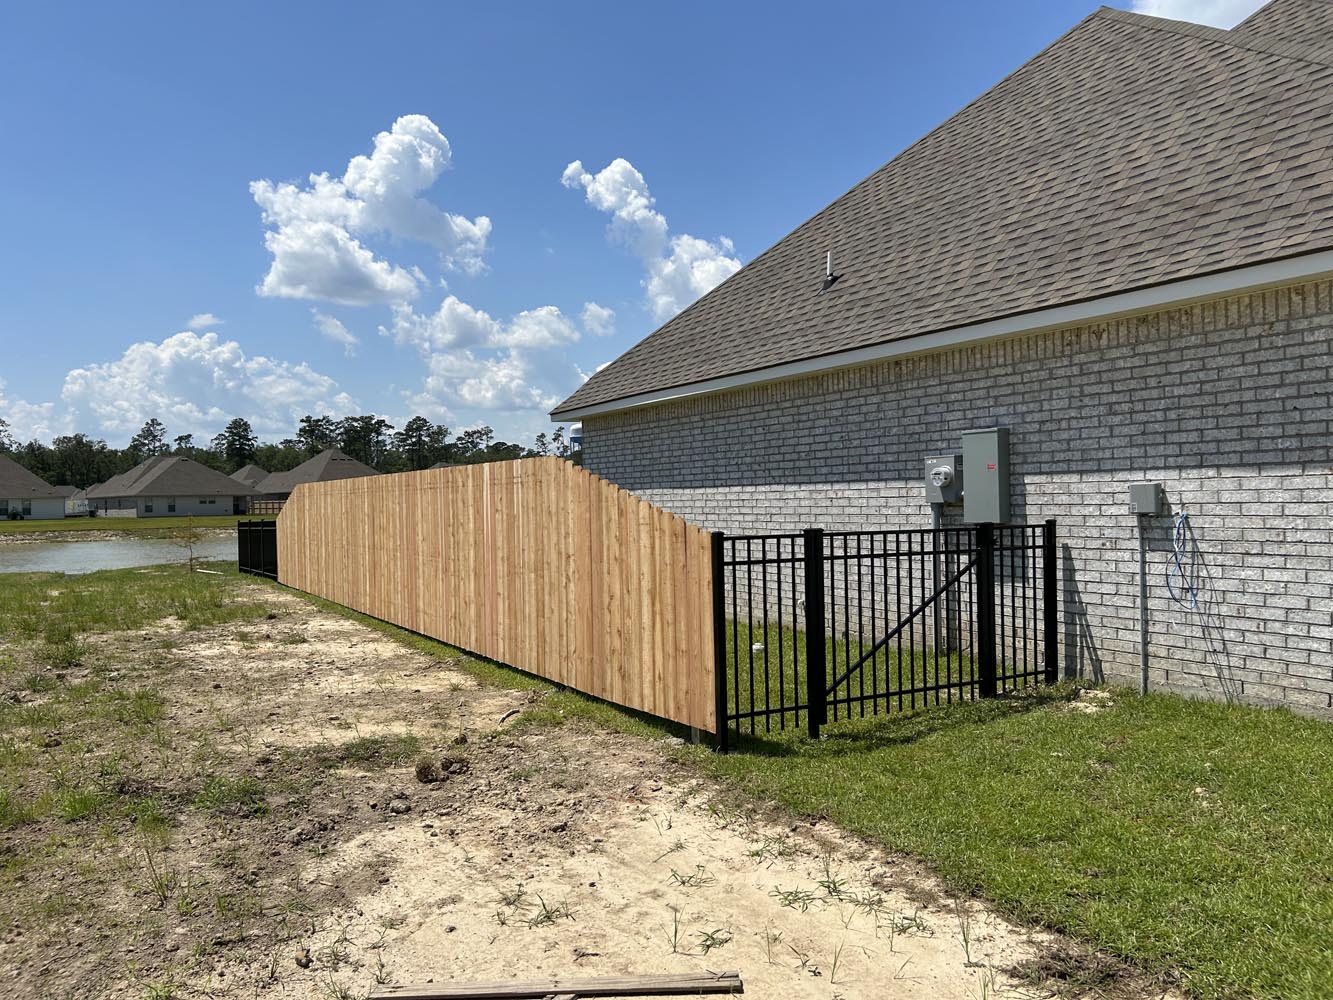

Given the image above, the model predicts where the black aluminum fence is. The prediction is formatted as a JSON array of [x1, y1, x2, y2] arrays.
[[237, 519, 279, 580], [712, 520, 1056, 749]]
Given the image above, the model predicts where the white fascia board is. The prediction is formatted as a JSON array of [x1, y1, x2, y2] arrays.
[[551, 250, 1333, 421]]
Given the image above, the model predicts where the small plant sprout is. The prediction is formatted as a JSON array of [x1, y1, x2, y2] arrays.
[[663, 905, 683, 954], [668, 865, 716, 889], [830, 940, 847, 985], [769, 885, 820, 912], [763, 922, 783, 964], [955, 897, 980, 967], [696, 928, 732, 954]]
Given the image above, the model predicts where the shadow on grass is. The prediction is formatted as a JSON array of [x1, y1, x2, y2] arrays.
[[729, 683, 1081, 759]]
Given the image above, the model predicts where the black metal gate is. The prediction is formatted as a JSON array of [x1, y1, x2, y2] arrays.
[[712, 520, 1056, 749], [237, 519, 279, 580]]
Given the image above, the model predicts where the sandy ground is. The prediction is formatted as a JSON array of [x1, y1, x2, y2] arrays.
[[2, 583, 1168, 1000]]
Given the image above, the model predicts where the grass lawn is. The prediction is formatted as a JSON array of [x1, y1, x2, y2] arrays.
[[0, 514, 266, 536], [699, 691, 1333, 1000]]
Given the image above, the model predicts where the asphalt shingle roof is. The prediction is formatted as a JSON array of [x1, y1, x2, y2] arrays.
[[254, 449, 379, 496], [553, 3, 1333, 417], [0, 455, 65, 498], [86, 456, 258, 499], [230, 464, 269, 488], [1234, 0, 1333, 60]]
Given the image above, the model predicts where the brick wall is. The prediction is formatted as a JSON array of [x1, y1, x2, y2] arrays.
[[581, 279, 1333, 715]]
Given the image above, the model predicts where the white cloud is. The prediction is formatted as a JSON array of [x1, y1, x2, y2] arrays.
[[563, 157, 742, 320], [386, 297, 588, 421], [187, 313, 224, 330], [251, 115, 491, 305], [61, 331, 357, 440], [580, 301, 616, 337], [312, 310, 359, 356], [1130, 0, 1263, 27], [0, 378, 59, 442]]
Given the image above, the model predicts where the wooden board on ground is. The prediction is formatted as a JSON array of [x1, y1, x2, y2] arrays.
[[368, 969, 743, 998]]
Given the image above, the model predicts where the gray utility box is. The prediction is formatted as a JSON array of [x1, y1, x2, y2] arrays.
[[1128, 482, 1165, 516], [924, 453, 964, 504], [962, 427, 1010, 523]]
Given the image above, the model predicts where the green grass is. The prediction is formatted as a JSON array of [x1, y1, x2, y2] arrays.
[[193, 775, 268, 816], [702, 690, 1333, 1000], [0, 564, 270, 640], [0, 514, 267, 536], [724, 618, 982, 728]]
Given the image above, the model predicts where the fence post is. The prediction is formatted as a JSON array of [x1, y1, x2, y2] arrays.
[[236, 523, 246, 575], [802, 528, 827, 739], [1043, 518, 1058, 685], [710, 531, 729, 753], [975, 523, 998, 698]]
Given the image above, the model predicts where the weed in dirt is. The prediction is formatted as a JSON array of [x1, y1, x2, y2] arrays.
[[696, 928, 732, 954], [21, 671, 60, 693], [763, 923, 783, 964], [0, 788, 40, 828], [663, 905, 683, 954], [142, 845, 177, 908], [770, 885, 821, 912], [106, 688, 166, 727], [301, 733, 423, 770], [525, 895, 573, 928], [57, 784, 107, 822], [193, 775, 268, 816], [668, 865, 716, 889]]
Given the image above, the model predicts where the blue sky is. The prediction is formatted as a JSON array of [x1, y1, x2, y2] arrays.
[[0, 0, 1261, 447]]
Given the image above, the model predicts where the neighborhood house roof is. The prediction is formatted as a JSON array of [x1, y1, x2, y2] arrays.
[[553, 1, 1333, 418], [230, 464, 269, 488], [0, 454, 66, 499], [254, 449, 379, 496], [86, 456, 258, 500]]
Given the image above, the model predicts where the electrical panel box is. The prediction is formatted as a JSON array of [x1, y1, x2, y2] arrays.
[[1128, 482, 1164, 516], [924, 453, 964, 504], [962, 427, 1010, 523]]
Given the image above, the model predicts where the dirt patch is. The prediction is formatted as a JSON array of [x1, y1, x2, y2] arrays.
[[0, 582, 1171, 999]]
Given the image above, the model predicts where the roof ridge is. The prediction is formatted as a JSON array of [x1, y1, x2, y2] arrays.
[[1098, 6, 1333, 68]]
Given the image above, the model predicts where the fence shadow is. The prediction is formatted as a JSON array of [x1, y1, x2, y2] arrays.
[[728, 685, 1077, 759], [1061, 542, 1102, 683]]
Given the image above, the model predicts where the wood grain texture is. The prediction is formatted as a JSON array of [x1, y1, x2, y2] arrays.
[[277, 457, 717, 732]]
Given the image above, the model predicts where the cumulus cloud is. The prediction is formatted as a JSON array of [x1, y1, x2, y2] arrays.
[[312, 310, 359, 356], [61, 331, 357, 440], [1130, 0, 1263, 27], [580, 301, 616, 337], [0, 378, 59, 442], [251, 115, 491, 305], [384, 297, 588, 421], [562, 158, 741, 320], [187, 313, 224, 330]]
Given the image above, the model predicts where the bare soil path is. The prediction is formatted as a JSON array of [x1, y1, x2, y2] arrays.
[[1, 578, 1158, 999]]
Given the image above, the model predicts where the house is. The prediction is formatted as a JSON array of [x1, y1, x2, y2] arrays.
[[553, 0, 1333, 715], [64, 487, 89, 517], [229, 464, 269, 489], [253, 449, 379, 502], [85, 456, 257, 516], [0, 455, 66, 520]]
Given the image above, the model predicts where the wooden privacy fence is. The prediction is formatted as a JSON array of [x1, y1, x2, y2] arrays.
[[276, 457, 718, 733]]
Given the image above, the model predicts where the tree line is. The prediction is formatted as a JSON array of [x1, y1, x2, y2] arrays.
[[0, 414, 574, 489]]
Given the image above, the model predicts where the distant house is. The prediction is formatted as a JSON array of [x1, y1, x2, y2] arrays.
[[230, 464, 269, 489], [0, 455, 66, 520], [64, 487, 89, 517], [86, 456, 258, 517], [254, 449, 379, 502]]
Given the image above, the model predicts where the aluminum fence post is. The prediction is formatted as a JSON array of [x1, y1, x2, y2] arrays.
[[1043, 519, 1058, 685], [976, 523, 998, 698], [802, 527, 827, 738], [710, 531, 729, 753]]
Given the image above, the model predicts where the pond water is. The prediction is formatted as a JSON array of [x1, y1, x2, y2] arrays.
[[0, 536, 236, 574]]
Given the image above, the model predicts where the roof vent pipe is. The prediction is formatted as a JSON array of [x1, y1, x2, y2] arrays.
[[821, 250, 840, 293]]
